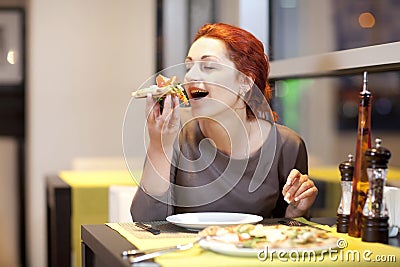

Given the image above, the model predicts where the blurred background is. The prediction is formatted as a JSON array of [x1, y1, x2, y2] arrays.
[[0, 0, 399, 266]]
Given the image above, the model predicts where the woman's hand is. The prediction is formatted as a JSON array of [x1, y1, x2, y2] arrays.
[[140, 93, 181, 196], [282, 169, 318, 217], [146, 93, 180, 151]]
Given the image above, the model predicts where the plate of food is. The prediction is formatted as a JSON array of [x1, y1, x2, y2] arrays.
[[166, 212, 263, 231], [197, 223, 339, 257]]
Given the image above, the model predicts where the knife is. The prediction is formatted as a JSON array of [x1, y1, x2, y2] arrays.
[[135, 222, 161, 235], [126, 238, 202, 263]]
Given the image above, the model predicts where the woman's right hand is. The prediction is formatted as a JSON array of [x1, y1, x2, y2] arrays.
[[146, 93, 181, 151], [140, 93, 180, 196]]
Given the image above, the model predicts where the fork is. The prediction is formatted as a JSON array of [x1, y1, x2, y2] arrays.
[[123, 237, 203, 263], [278, 219, 331, 232]]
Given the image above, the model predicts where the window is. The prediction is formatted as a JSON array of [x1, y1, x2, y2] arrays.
[[269, 0, 400, 166]]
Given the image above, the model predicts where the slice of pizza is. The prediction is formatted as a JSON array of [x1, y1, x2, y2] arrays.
[[132, 74, 189, 105], [200, 223, 338, 250]]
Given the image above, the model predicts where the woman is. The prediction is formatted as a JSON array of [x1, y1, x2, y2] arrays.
[[130, 23, 317, 221]]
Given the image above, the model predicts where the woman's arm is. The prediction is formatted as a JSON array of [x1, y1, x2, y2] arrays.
[[273, 130, 317, 218], [282, 138, 318, 217], [130, 94, 180, 221], [141, 94, 180, 194]]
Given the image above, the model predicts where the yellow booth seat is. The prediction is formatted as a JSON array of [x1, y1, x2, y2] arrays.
[[59, 170, 140, 267]]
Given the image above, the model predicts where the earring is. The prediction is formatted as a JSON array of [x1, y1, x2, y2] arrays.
[[239, 85, 248, 98]]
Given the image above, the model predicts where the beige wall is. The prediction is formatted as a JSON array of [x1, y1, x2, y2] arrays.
[[215, 0, 239, 25], [0, 138, 19, 267], [27, 0, 155, 266]]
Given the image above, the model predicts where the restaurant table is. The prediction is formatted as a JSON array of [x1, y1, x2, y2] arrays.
[[48, 167, 400, 267], [81, 218, 400, 267], [47, 171, 139, 267]]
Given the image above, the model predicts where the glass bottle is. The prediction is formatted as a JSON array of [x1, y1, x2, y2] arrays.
[[348, 72, 372, 238], [361, 138, 391, 243], [337, 154, 354, 233]]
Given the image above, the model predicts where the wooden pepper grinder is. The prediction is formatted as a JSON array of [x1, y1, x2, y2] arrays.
[[337, 154, 354, 233], [361, 138, 391, 243]]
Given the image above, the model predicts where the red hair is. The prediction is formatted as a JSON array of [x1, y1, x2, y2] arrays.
[[193, 23, 277, 121]]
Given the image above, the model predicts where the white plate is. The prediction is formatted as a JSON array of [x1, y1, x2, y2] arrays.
[[166, 212, 263, 230], [199, 239, 259, 257], [199, 237, 339, 258]]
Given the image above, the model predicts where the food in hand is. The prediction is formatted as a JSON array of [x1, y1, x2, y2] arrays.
[[132, 74, 189, 105]]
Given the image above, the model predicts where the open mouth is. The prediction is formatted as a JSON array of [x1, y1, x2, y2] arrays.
[[189, 88, 209, 99]]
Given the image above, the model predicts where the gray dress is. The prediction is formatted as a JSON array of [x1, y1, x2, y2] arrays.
[[130, 120, 308, 221]]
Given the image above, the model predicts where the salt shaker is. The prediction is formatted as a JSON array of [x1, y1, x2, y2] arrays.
[[361, 138, 391, 243], [337, 154, 354, 233]]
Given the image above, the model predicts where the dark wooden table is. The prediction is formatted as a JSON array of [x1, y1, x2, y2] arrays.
[[47, 175, 71, 267], [81, 218, 400, 267], [81, 224, 160, 267]]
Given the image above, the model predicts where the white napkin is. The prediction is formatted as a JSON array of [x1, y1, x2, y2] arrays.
[[384, 186, 400, 237]]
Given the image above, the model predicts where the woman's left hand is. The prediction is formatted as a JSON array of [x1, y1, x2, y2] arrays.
[[282, 169, 318, 217]]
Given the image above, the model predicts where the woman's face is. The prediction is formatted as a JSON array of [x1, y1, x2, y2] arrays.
[[184, 37, 246, 119]]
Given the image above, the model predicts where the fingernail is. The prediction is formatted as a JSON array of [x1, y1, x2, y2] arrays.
[[284, 192, 291, 204]]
